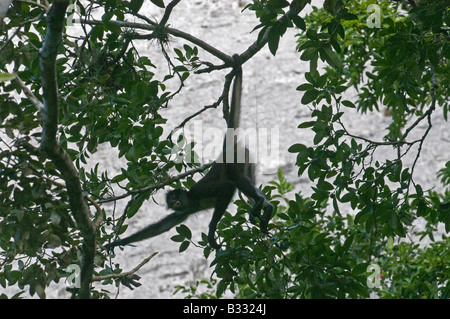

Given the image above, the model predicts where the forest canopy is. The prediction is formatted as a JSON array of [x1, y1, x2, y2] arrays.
[[0, 0, 449, 299]]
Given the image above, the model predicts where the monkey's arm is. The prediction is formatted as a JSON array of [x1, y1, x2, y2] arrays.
[[105, 211, 191, 249]]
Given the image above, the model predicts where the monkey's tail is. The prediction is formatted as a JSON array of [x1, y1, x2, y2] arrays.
[[105, 211, 190, 249], [228, 54, 242, 129]]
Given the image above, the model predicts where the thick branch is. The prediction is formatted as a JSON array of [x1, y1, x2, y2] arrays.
[[39, 0, 95, 299], [158, 0, 181, 27], [80, 18, 233, 64], [166, 26, 234, 64], [40, 2, 66, 149]]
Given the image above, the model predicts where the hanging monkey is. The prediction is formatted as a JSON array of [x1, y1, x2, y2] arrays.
[[106, 55, 273, 250]]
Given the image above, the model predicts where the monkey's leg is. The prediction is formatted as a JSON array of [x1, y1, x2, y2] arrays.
[[207, 181, 236, 249], [236, 176, 264, 222], [236, 176, 273, 233]]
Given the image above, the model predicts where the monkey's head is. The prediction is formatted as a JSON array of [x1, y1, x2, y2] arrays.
[[166, 188, 189, 211]]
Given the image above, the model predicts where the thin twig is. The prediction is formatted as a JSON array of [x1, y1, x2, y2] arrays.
[[160, 43, 185, 104], [174, 97, 223, 129], [92, 252, 158, 282], [194, 61, 228, 74], [86, 196, 104, 230], [12, 72, 44, 114], [132, 12, 158, 27], [0, 13, 44, 54], [406, 65, 438, 192]]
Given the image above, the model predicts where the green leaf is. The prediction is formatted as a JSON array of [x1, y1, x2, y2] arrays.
[[300, 47, 318, 61], [102, 11, 114, 22], [388, 212, 398, 229], [320, 47, 342, 70], [324, 0, 339, 14], [126, 194, 147, 218], [333, 196, 341, 216], [150, 0, 165, 8], [176, 224, 192, 240], [179, 241, 190, 252], [0, 73, 14, 82], [332, 112, 344, 122], [181, 72, 190, 82], [216, 280, 229, 298], [174, 48, 184, 61], [152, 126, 163, 140], [445, 217, 450, 233], [104, 21, 121, 34], [341, 12, 358, 21], [129, 0, 144, 13], [268, 26, 281, 56], [291, 15, 306, 30], [301, 89, 320, 104], [297, 121, 316, 128], [91, 25, 104, 40], [387, 236, 394, 250], [171, 235, 185, 243], [270, 0, 289, 9], [296, 83, 314, 91], [342, 100, 356, 108], [352, 263, 369, 275], [288, 143, 307, 153], [415, 184, 423, 197], [342, 234, 354, 253], [318, 179, 334, 191]]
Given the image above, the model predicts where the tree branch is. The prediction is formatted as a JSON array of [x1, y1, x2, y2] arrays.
[[406, 65, 438, 192], [0, 13, 44, 54], [158, 0, 181, 27], [172, 96, 224, 134], [12, 71, 44, 114], [92, 252, 158, 282], [39, 0, 96, 299], [40, 2, 65, 149], [166, 26, 234, 64], [80, 18, 233, 64]]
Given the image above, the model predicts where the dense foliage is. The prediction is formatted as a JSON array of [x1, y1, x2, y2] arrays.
[[0, 0, 448, 298]]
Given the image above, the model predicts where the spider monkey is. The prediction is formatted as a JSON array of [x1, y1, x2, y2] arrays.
[[106, 54, 273, 250]]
